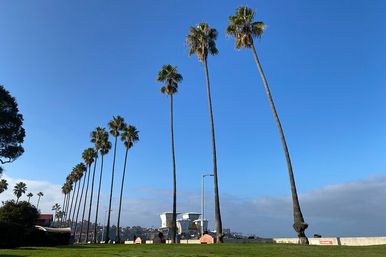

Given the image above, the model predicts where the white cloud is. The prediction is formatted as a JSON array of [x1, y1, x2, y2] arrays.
[[1, 174, 385, 238]]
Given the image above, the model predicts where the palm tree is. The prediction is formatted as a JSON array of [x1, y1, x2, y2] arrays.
[[0, 179, 8, 194], [156, 64, 183, 243], [116, 124, 139, 243], [73, 163, 87, 239], [105, 116, 125, 243], [79, 148, 96, 242], [226, 6, 309, 244], [85, 128, 102, 243], [52, 203, 61, 224], [70, 165, 83, 227], [186, 23, 223, 243], [64, 177, 74, 224], [14, 182, 27, 203], [27, 192, 33, 203], [61, 182, 71, 225], [36, 191, 44, 209], [94, 127, 111, 243]]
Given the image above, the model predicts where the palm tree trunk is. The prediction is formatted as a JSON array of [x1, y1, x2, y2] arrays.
[[16, 197, 19, 204], [170, 94, 177, 243], [105, 136, 118, 243], [203, 59, 223, 243], [65, 192, 71, 224], [116, 147, 128, 243], [61, 193, 66, 225], [94, 154, 104, 243], [86, 155, 98, 242], [28, 197, 31, 203], [71, 178, 82, 231], [80, 165, 92, 242], [36, 196, 41, 209], [68, 182, 77, 223], [250, 44, 308, 244], [73, 173, 87, 240]]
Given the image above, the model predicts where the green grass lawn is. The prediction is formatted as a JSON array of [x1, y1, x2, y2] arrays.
[[1, 244, 386, 257]]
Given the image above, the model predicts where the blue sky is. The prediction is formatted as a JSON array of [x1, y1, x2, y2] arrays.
[[0, 0, 385, 236]]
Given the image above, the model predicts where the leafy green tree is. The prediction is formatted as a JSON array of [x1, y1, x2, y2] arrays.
[[0, 85, 25, 170], [105, 116, 125, 243], [14, 181, 27, 203], [0, 200, 39, 227], [116, 124, 139, 243], [27, 192, 33, 203], [93, 127, 111, 243], [186, 23, 223, 243], [79, 148, 96, 242], [36, 191, 44, 209], [156, 64, 183, 243], [226, 6, 309, 244], [0, 179, 8, 194]]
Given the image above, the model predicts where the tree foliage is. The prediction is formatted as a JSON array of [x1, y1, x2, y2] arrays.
[[0, 85, 25, 167], [0, 200, 39, 227]]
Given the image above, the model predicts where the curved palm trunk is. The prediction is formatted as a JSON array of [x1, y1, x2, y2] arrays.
[[169, 95, 178, 243], [16, 197, 20, 204], [71, 178, 82, 231], [203, 59, 223, 243], [64, 192, 71, 224], [250, 44, 309, 244], [86, 156, 98, 242], [36, 196, 41, 209], [94, 155, 105, 243], [61, 193, 66, 225], [73, 173, 87, 239], [105, 136, 118, 243], [68, 182, 77, 223], [116, 147, 129, 243], [79, 165, 92, 242]]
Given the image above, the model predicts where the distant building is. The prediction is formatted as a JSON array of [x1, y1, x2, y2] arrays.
[[160, 212, 208, 238], [35, 214, 53, 227]]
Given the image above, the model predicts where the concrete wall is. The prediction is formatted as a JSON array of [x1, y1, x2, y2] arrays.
[[273, 237, 386, 246]]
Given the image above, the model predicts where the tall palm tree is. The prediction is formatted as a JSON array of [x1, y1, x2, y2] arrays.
[[14, 182, 27, 203], [116, 124, 139, 243], [186, 23, 223, 243], [105, 116, 125, 243], [0, 179, 8, 194], [27, 192, 33, 203], [156, 64, 183, 243], [64, 177, 74, 224], [70, 165, 83, 227], [52, 203, 61, 224], [94, 128, 111, 243], [85, 128, 102, 242], [61, 182, 71, 225], [79, 148, 96, 242], [36, 191, 44, 209], [73, 163, 87, 239], [226, 6, 309, 244]]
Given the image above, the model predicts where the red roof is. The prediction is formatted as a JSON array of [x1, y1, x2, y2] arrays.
[[37, 214, 53, 220]]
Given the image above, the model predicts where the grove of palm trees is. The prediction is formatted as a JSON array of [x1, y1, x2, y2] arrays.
[[54, 5, 310, 245]]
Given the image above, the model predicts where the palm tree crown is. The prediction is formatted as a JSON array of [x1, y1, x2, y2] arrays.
[[157, 64, 183, 95], [14, 181, 27, 201], [226, 6, 265, 48], [108, 116, 125, 138], [186, 23, 218, 62], [0, 179, 8, 194], [121, 125, 139, 149], [82, 148, 97, 167]]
